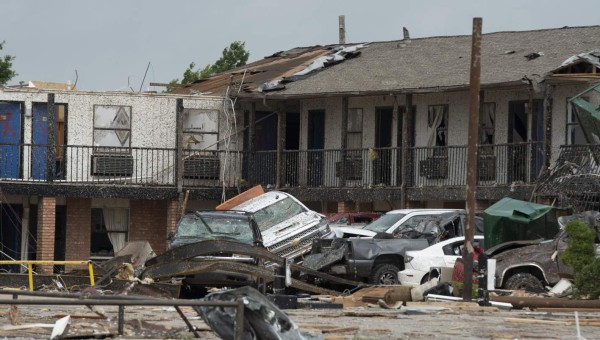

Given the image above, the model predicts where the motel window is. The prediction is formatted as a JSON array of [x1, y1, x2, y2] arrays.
[[479, 103, 496, 145], [428, 105, 449, 147], [347, 108, 363, 152], [90, 208, 129, 258], [566, 100, 586, 145], [93, 105, 132, 153]]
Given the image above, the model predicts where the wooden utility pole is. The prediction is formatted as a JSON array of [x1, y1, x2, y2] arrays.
[[401, 94, 412, 208], [464, 17, 482, 301], [339, 15, 346, 44], [176, 98, 184, 217]]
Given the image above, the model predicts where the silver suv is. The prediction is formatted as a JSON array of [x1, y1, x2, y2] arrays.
[[232, 191, 333, 260]]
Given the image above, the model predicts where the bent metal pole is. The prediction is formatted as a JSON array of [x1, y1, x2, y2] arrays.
[[464, 17, 482, 301]]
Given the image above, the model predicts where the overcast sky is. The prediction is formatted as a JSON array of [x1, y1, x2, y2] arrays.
[[1, 0, 598, 91]]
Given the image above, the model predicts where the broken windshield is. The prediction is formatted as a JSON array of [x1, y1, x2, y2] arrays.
[[364, 213, 406, 233], [252, 197, 306, 231], [174, 213, 254, 243]]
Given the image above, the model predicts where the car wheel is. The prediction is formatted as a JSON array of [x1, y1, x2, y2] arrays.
[[369, 264, 400, 285], [503, 272, 544, 291]]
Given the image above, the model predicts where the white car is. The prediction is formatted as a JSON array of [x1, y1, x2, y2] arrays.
[[399, 235, 484, 286], [333, 209, 466, 238]]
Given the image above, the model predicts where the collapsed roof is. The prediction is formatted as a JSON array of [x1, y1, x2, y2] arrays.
[[171, 25, 600, 98]]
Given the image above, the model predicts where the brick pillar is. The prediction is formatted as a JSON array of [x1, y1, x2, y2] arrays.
[[337, 201, 355, 213], [130, 200, 168, 255], [37, 196, 56, 274], [65, 198, 91, 271], [166, 200, 179, 248]]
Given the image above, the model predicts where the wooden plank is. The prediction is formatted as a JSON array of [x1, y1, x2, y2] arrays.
[[216, 185, 264, 210]]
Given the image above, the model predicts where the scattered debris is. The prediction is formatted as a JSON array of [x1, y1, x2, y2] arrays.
[[195, 286, 321, 340], [50, 315, 70, 340], [525, 52, 544, 60]]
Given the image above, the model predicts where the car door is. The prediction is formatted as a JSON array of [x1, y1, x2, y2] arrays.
[[441, 239, 465, 268]]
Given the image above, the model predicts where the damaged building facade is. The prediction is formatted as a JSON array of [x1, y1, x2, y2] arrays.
[[1, 25, 600, 268], [0, 88, 230, 271], [172, 25, 600, 213]]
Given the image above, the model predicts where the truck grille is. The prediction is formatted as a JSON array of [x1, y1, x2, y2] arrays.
[[267, 225, 319, 252]]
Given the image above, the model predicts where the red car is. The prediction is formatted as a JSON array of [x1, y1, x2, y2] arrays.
[[327, 212, 380, 229]]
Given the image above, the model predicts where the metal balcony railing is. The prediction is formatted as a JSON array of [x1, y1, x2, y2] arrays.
[[0, 142, 544, 189]]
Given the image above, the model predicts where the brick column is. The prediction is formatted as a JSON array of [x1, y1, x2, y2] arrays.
[[130, 200, 168, 255], [37, 196, 56, 274], [166, 200, 179, 248], [337, 201, 355, 213], [65, 198, 91, 271]]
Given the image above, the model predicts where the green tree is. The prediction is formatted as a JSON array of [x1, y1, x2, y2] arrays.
[[0, 41, 17, 85], [170, 41, 250, 90], [562, 219, 600, 299]]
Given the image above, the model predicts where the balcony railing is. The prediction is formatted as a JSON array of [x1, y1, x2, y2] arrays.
[[0, 142, 543, 190]]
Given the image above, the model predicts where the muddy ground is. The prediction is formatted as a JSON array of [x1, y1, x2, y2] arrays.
[[1, 297, 599, 339]]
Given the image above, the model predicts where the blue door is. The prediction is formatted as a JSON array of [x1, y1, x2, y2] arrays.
[[32, 103, 51, 180], [0, 102, 22, 179]]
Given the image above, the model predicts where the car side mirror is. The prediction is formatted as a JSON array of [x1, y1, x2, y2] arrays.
[[167, 232, 174, 240]]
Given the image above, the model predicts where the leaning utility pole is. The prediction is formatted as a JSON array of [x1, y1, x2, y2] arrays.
[[463, 17, 482, 301]]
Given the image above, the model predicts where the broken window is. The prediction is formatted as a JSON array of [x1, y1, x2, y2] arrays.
[[428, 105, 448, 147], [90, 208, 129, 258], [93, 105, 131, 153], [567, 99, 586, 145], [183, 109, 219, 151]]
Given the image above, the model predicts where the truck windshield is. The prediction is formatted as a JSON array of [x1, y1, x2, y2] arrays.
[[364, 213, 406, 233], [175, 213, 254, 243], [253, 197, 306, 231]]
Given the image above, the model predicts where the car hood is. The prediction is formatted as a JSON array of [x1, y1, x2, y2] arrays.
[[261, 211, 323, 245], [484, 239, 544, 257], [333, 227, 377, 238], [491, 239, 556, 263]]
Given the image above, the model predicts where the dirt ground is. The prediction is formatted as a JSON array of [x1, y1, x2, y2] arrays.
[[1, 297, 600, 339]]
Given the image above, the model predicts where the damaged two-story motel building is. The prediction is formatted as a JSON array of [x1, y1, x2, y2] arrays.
[[1, 25, 600, 270]]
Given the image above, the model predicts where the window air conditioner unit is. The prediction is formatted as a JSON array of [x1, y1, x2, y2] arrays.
[[91, 154, 134, 176], [183, 155, 220, 179], [419, 155, 448, 179], [335, 158, 363, 180]]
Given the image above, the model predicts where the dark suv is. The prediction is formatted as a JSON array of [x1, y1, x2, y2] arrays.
[[167, 210, 263, 286]]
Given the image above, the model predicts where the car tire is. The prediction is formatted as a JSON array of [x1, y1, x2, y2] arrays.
[[369, 264, 400, 285], [503, 272, 544, 291]]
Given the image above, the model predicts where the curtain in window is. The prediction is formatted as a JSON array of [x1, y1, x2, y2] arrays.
[[102, 208, 128, 253], [479, 104, 495, 145], [428, 106, 444, 147]]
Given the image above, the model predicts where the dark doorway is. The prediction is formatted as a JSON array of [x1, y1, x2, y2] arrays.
[[374, 107, 393, 185], [0, 204, 23, 272], [284, 112, 300, 186], [508, 100, 543, 182], [243, 111, 278, 186], [31, 103, 67, 180], [307, 110, 325, 186], [253, 111, 277, 186]]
